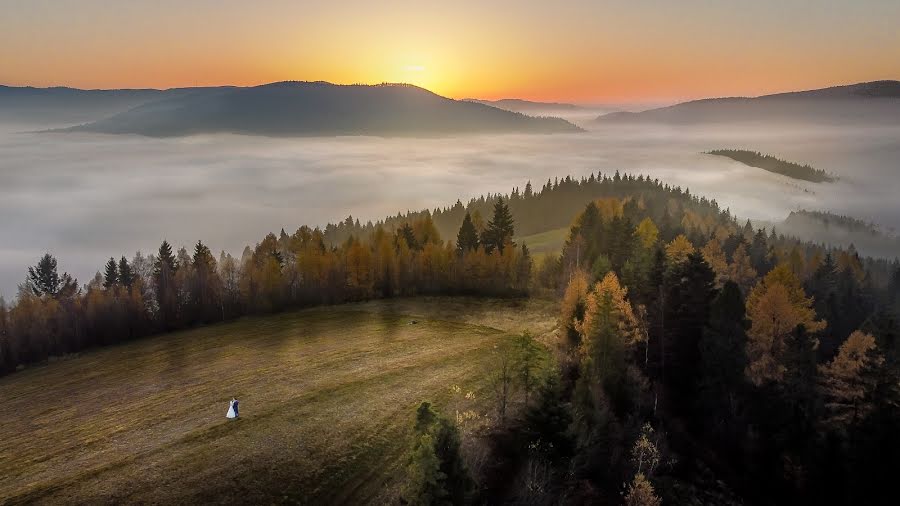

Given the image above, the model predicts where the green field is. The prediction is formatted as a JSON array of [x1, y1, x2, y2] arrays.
[[0, 297, 557, 505], [517, 227, 569, 263]]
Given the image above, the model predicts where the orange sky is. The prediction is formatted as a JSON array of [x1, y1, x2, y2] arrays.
[[2, 0, 899, 104]]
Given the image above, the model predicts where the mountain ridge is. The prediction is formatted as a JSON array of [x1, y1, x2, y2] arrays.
[[594, 80, 900, 125], [60, 81, 582, 137]]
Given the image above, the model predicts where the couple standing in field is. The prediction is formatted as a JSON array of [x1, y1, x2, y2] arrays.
[[226, 398, 240, 419]]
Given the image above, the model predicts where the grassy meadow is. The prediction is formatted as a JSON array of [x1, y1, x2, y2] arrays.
[[518, 227, 569, 264], [0, 297, 557, 504]]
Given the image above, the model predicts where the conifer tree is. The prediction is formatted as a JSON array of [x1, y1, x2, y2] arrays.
[[27, 253, 77, 298], [153, 240, 179, 329], [455, 212, 479, 254], [103, 257, 119, 289], [482, 197, 515, 254], [118, 256, 134, 289]]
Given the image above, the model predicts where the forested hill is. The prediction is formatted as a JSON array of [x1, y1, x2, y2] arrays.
[[66, 82, 582, 137], [323, 172, 718, 246], [776, 210, 900, 258], [593, 80, 900, 125]]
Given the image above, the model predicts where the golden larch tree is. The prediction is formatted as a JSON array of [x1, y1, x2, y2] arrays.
[[745, 265, 825, 385]]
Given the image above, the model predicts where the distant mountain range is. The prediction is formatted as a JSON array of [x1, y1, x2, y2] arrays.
[[594, 80, 900, 125], [0, 85, 228, 126], [463, 98, 582, 113], [12, 82, 577, 137]]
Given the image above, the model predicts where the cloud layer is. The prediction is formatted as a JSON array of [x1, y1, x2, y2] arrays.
[[2, 123, 898, 297]]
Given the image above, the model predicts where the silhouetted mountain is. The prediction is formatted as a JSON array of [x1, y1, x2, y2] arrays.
[[67, 82, 582, 137], [594, 80, 900, 125], [0, 85, 228, 126], [464, 98, 581, 113]]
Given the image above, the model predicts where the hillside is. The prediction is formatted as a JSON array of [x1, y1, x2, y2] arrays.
[[593, 80, 900, 125], [0, 85, 226, 126], [0, 297, 557, 504], [775, 209, 900, 258], [66, 82, 582, 137]]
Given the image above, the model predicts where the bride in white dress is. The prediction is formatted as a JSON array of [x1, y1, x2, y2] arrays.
[[226, 398, 238, 419]]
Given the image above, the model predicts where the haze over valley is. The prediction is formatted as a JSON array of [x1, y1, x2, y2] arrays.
[[2, 82, 899, 297]]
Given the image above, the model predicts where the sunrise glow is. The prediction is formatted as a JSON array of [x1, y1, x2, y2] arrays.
[[2, 1, 898, 103]]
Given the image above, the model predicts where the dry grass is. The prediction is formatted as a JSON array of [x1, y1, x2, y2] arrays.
[[0, 297, 557, 505]]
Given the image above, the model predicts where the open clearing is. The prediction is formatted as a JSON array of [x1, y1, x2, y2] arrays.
[[518, 227, 569, 263], [0, 297, 557, 505]]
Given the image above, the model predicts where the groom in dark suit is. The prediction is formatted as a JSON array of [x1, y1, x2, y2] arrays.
[[233, 399, 239, 417]]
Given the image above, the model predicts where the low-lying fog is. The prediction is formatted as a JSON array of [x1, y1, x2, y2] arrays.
[[2, 122, 899, 297]]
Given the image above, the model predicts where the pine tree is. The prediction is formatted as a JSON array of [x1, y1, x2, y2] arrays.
[[482, 197, 515, 254], [455, 212, 479, 255], [27, 253, 77, 298], [699, 281, 748, 427], [665, 252, 717, 403], [153, 240, 178, 329], [103, 257, 119, 289], [405, 401, 472, 505], [191, 241, 221, 323], [118, 256, 134, 289]]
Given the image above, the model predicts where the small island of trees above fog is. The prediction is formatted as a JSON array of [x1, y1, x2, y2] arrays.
[[706, 149, 836, 183], [57, 81, 582, 137]]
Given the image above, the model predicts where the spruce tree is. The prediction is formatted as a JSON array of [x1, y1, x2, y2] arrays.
[[118, 256, 134, 289], [455, 212, 479, 254], [153, 240, 178, 328], [482, 197, 515, 254], [28, 253, 77, 298], [103, 257, 119, 289]]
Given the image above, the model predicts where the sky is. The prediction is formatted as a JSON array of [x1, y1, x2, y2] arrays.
[[1, 0, 899, 103]]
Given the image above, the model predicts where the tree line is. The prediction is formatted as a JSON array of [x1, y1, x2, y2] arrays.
[[0, 199, 530, 375]]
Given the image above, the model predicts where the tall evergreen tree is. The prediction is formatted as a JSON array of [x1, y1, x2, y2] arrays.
[[103, 257, 119, 289], [482, 197, 515, 254], [118, 256, 134, 289], [455, 212, 479, 254], [153, 240, 178, 329], [698, 281, 748, 432], [190, 241, 220, 323], [664, 251, 717, 405], [27, 253, 77, 298]]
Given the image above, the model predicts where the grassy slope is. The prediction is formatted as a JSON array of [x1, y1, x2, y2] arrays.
[[0, 297, 556, 505], [518, 227, 569, 263]]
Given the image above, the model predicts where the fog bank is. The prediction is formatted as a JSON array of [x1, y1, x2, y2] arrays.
[[2, 122, 898, 297]]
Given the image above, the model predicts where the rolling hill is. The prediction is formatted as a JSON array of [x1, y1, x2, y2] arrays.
[[593, 80, 900, 125], [65, 82, 582, 137], [0, 297, 557, 504], [0, 85, 227, 126]]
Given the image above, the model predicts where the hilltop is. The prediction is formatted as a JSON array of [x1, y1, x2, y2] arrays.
[[64, 82, 582, 137], [594, 80, 900, 125]]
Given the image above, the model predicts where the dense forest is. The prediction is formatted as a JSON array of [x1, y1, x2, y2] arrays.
[[4, 172, 900, 504], [403, 174, 900, 504], [706, 149, 836, 183]]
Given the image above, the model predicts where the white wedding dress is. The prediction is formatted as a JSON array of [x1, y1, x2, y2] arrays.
[[226, 400, 237, 419]]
